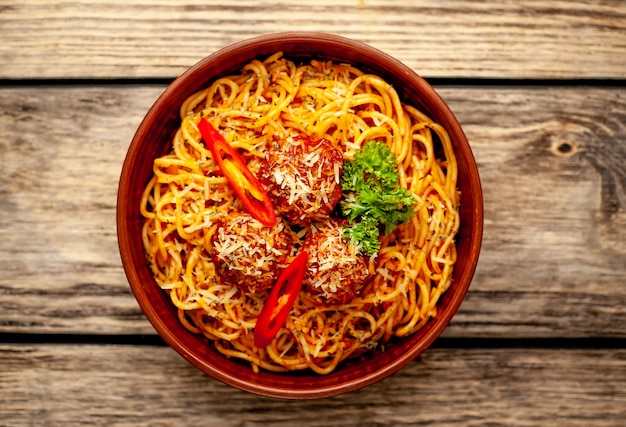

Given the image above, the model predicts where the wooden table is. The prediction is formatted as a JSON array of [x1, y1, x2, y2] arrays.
[[1, 1, 625, 425]]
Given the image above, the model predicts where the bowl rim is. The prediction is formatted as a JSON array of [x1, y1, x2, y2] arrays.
[[117, 31, 483, 399]]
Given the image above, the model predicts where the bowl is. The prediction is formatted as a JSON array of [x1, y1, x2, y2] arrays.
[[117, 32, 483, 399]]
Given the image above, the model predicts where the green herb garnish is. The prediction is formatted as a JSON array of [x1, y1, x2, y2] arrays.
[[340, 141, 417, 255]]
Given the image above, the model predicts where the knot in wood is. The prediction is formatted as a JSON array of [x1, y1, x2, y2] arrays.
[[550, 140, 578, 157]]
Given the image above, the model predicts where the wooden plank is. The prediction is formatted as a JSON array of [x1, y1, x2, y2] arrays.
[[1, 0, 625, 80], [1, 84, 625, 336], [445, 85, 626, 338], [0, 85, 159, 334], [0, 344, 624, 426]]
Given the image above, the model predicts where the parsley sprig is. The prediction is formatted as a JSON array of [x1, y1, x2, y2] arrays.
[[340, 141, 417, 255]]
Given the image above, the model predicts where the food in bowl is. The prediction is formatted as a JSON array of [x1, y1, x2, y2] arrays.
[[138, 52, 460, 375]]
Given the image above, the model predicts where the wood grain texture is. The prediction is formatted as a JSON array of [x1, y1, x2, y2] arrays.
[[1, 84, 625, 336], [1, 0, 625, 80], [0, 85, 159, 334], [1, 3, 624, 425], [447, 85, 626, 338], [0, 344, 624, 426]]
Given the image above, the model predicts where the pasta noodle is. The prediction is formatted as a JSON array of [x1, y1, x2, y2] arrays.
[[140, 52, 460, 374]]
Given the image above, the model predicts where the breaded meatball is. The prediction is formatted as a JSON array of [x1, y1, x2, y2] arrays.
[[301, 218, 370, 305], [258, 136, 343, 226], [208, 213, 294, 293]]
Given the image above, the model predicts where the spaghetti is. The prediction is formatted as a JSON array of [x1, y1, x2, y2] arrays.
[[140, 52, 460, 374]]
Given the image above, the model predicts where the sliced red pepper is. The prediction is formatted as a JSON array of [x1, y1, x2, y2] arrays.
[[197, 118, 276, 227], [254, 250, 309, 348]]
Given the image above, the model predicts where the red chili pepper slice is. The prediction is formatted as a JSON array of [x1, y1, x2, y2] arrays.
[[254, 250, 309, 348], [197, 118, 276, 227]]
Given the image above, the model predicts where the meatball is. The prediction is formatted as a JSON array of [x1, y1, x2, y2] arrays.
[[301, 218, 370, 305], [258, 136, 343, 226], [207, 213, 294, 293]]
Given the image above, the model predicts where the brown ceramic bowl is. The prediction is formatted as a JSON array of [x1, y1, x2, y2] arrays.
[[117, 32, 483, 399]]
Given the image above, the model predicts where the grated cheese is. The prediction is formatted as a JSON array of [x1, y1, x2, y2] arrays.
[[210, 214, 293, 292], [303, 220, 368, 302]]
